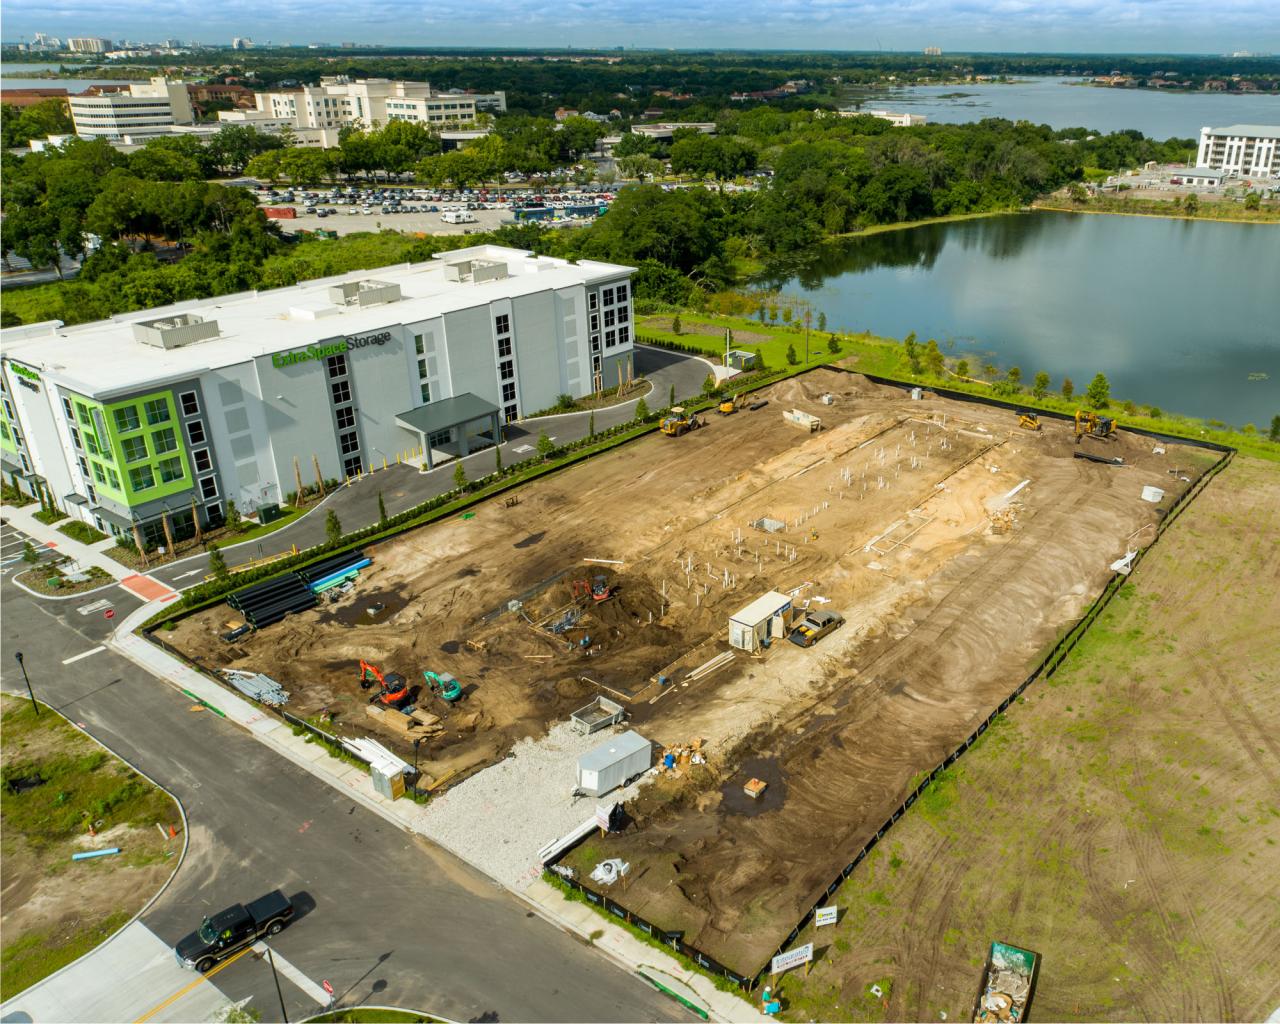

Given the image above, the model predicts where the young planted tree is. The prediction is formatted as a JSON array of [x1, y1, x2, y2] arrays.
[[786, 343, 798, 366], [207, 541, 229, 582], [324, 509, 342, 547], [635, 397, 650, 421], [668, 383, 676, 408], [701, 373, 719, 396], [536, 430, 555, 460], [1007, 366, 1022, 388], [671, 314, 682, 336], [924, 339, 945, 376], [588, 410, 596, 438], [1086, 372, 1111, 409], [757, 306, 767, 324], [22, 540, 38, 564], [1032, 371, 1050, 399], [377, 491, 388, 527], [225, 499, 241, 531], [1270, 415, 1280, 442], [495, 444, 503, 473], [781, 307, 793, 324], [904, 332, 921, 373], [955, 358, 971, 379], [768, 305, 778, 323], [827, 334, 841, 354], [453, 460, 467, 489], [817, 311, 827, 333], [1062, 377, 1075, 401]]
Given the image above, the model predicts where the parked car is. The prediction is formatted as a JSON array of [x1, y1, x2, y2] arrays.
[[788, 610, 845, 648], [174, 890, 295, 973]]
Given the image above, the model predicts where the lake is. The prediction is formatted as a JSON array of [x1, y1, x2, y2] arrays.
[[773, 212, 1278, 427], [845, 76, 1280, 140], [1, 64, 143, 92]]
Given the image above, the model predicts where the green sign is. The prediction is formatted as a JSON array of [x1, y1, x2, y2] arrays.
[[8, 363, 41, 383], [271, 330, 394, 369]]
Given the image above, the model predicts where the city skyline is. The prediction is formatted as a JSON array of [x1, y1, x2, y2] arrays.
[[3, 0, 1279, 55]]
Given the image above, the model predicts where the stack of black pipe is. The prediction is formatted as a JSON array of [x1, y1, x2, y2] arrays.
[[227, 573, 316, 628]]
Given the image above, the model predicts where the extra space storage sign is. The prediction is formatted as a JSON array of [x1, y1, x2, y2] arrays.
[[271, 329, 396, 369]]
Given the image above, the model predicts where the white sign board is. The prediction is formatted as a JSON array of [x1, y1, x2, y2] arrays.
[[595, 803, 614, 830], [814, 906, 839, 927], [770, 942, 814, 975]]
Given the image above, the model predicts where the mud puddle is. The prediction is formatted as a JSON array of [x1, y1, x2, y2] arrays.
[[324, 588, 407, 626], [719, 756, 787, 817]]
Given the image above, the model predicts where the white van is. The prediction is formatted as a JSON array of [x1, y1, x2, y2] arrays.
[[441, 210, 477, 224]]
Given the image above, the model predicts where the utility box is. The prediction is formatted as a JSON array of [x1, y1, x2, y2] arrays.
[[371, 763, 407, 800], [577, 730, 652, 797], [729, 591, 793, 652]]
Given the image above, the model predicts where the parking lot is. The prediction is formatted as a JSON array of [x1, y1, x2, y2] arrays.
[[276, 206, 515, 236]]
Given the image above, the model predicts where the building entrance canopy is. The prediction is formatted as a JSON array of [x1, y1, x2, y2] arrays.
[[395, 393, 501, 470]]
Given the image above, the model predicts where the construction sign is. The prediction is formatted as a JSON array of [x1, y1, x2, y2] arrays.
[[770, 942, 813, 975], [814, 906, 839, 927]]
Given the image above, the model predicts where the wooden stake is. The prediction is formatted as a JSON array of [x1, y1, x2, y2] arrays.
[[312, 455, 326, 498], [161, 510, 175, 560], [132, 522, 149, 568], [190, 496, 203, 545], [294, 456, 304, 504]]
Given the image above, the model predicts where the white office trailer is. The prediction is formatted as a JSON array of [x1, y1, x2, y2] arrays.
[[728, 591, 794, 653], [576, 731, 653, 797], [1195, 124, 1280, 178], [1, 246, 634, 547]]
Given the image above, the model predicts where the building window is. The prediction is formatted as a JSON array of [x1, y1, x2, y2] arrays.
[[92, 462, 107, 484], [336, 405, 355, 429], [129, 465, 156, 492], [605, 330, 617, 349], [500, 361, 514, 381], [417, 358, 429, 379], [616, 283, 628, 302], [494, 313, 510, 335], [152, 427, 178, 454], [331, 380, 351, 404], [106, 467, 120, 490], [427, 428, 451, 448], [501, 381, 516, 403], [420, 381, 431, 403], [87, 485, 96, 504], [70, 427, 82, 450], [61, 396, 74, 419], [180, 391, 200, 416], [343, 455, 363, 478], [121, 435, 148, 463], [326, 353, 348, 378], [143, 398, 170, 425], [497, 336, 512, 358], [603, 287, 615, 306], [199, 475, 218, 500], [78, 456, 90, 476], [591, 336, 601, 353], [592, 354, 602, 375], [340, 431, 360, 455], [414, 334, 425, 356], [193, 448, 212, 472], [113, 405, 140, 432], [617, 302, 629, 322], [503, 404, 518, 423], [589, 313, 599, 332], [157, 457, 184, 483], [588, 292, 598, 311], [604, 307, 616, 328], [187, 419, 206, 444], [618, 325, 630, 345]]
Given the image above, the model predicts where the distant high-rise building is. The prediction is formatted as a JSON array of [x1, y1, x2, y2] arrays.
[[924, 46, 942, 56], [232, 37, 254, 50], [67, 37, 114, 53], [164, 39, 182, 49]]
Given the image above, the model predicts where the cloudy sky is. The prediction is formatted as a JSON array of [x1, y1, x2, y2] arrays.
[[4, 0, 1278, 53]]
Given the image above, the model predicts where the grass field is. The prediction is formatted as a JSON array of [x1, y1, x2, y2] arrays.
[[771, 455, 1280, 1022], [0, 697, 180, 999]]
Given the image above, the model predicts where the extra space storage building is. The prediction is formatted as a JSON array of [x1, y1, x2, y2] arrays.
[[1, 246, 634, 548]]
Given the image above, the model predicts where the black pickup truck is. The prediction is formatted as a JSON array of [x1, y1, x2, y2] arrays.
[[174, 890, 294, 972]]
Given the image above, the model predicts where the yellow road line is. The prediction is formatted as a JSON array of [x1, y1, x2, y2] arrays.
[[134, 945, 255, 1023]]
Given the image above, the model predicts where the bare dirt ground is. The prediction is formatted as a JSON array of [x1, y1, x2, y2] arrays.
[[768, 454, 1280, 1023], [169, 369, 1215, 974]]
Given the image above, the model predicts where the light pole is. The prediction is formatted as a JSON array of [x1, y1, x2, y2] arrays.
[[13, 652, 38, 716], [413, 737, 425, 792], [255, 946, 289, 1023]]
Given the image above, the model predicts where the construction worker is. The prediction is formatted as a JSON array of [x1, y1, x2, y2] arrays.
[[762, 986, 781, 1016]]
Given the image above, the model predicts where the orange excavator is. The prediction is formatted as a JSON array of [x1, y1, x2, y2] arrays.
[[357, 659, 411, 710]]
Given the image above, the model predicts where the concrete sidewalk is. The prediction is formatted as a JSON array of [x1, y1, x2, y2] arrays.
[[109, 599, 768, 1024], [0, 501, 133, 582]]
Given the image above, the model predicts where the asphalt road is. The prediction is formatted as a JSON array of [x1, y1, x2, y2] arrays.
[[151, 344, 712, 586], [0, 578, 686, 1023]]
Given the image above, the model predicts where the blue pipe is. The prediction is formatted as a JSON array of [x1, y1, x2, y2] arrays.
[[72, 848, 121, 860], [309, 559, 371, 592]]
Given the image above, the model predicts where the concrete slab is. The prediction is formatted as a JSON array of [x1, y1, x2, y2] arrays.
[[0, 920, 230, 1024]]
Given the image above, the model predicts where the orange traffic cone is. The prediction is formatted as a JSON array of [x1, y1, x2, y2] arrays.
[[169, 824, 177, 839]]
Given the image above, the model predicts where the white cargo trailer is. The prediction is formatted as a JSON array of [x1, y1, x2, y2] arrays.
[[576, 730, 652, 797]]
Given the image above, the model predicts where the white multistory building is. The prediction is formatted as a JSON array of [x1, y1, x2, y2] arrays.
[[1195, 124, 1280, 178], [67, 36, 113, 52], [243, 78, 500, 132], [69, 77, 195, 139]]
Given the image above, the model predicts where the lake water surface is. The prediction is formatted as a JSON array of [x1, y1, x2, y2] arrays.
[[774, 211, 1278, 426], [846, 76, 1280, 140]]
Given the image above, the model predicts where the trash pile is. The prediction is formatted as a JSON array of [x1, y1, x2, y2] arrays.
[[659, 738, 707, 775], [589, 858, 630, 885], [987, 504, 1020, 535], [974, 942, 1037, 1024]]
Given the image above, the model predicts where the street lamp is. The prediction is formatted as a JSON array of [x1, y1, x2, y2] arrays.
[[254, 946, 289, 1023], [13, 652, 38, 716]]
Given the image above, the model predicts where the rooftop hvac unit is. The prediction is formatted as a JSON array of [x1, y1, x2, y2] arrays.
[[132, 313, 219, 349]]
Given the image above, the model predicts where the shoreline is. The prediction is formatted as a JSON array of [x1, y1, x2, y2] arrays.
[[1033, 202, 1280, 226]]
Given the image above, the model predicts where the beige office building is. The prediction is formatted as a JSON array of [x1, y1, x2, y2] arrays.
[[249, 78, 489, 132], [69, 77, 195, 139]]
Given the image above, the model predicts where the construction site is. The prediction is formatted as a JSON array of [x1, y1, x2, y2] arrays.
[[166, 368, 1219, 976]]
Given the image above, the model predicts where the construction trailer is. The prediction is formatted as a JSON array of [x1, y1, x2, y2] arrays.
[[576, 730, 652, 797], [728, 591, 793, 653]]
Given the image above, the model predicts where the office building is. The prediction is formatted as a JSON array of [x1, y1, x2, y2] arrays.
[[1196, 124, 1280, 178], [67, 36, 113, 53], [69, 77, 195, 139], [249, 78, 479, 132], [1, 247, 635, 545]]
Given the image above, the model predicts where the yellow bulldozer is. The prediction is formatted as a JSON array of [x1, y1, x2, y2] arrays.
[[1017, 411, 1041, 431], [660, 406, 704, 437], [1074, 409, 1116, 443]]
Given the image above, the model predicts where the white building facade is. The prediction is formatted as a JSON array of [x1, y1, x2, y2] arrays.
[[0, 247, 635, 545], [69, 77, 195, 139], [249, 78, 485, 132], [1196, 124, 1280, 178]]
